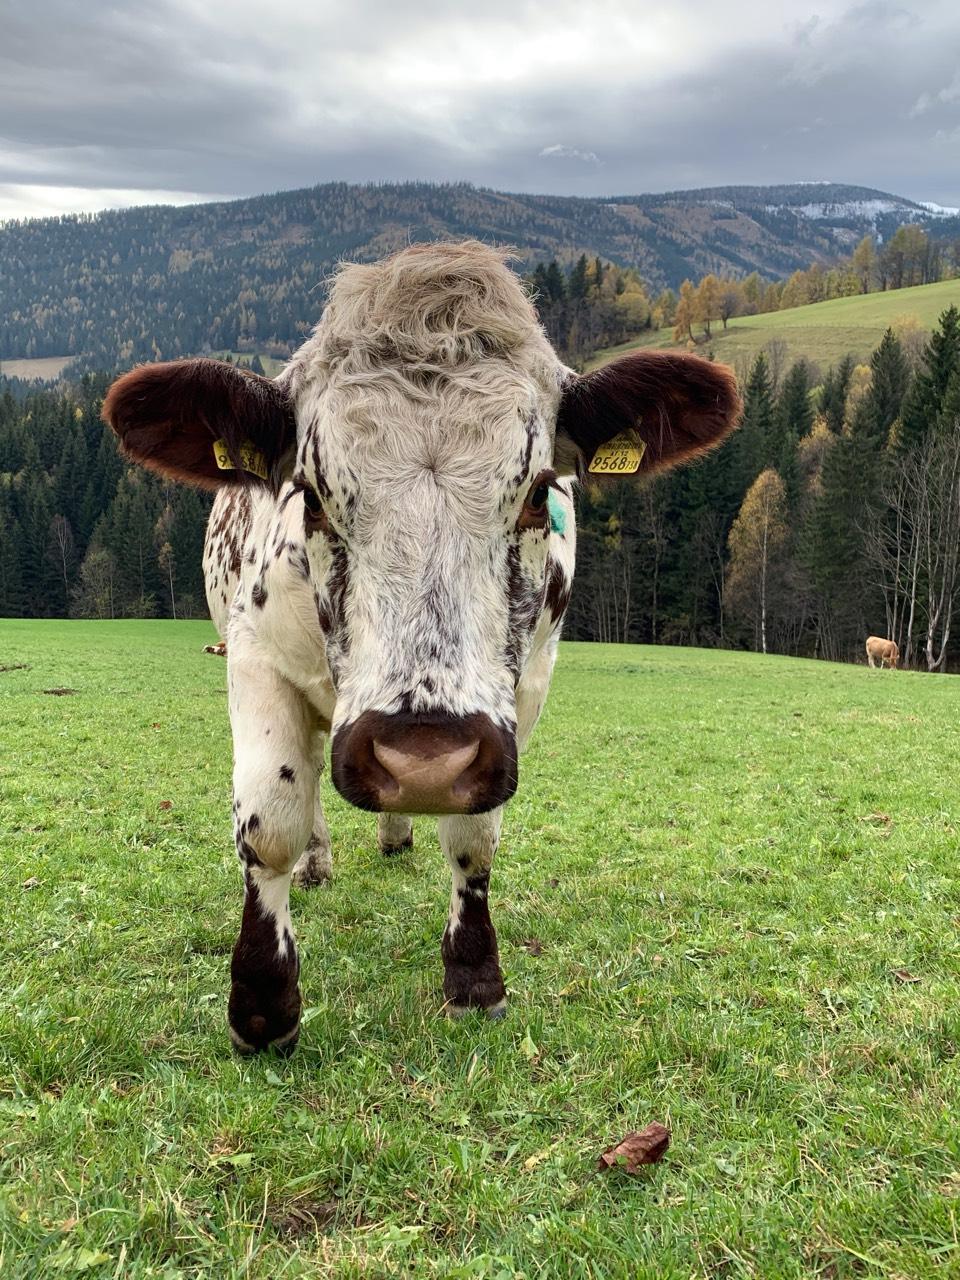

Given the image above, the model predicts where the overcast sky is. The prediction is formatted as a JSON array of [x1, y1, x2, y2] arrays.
[[2, 0, 959, 221]]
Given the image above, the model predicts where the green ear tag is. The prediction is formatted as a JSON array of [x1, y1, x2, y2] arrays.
[[588, 432, 645, 476], [213, 438, 268, 481]]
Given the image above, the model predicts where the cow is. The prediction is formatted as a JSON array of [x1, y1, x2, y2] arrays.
[[866, 636, 899, 669], [102, 241, 741, 1055]]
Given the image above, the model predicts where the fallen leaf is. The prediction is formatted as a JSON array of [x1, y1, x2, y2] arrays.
[[520, 1028, 539, 1060], [272, 1199, 338, 1237], [22, 877, 40, 890], [151, 722, 162, 729], [891, 968, 921, 984], [158, 800, 173, 810], [522, 938, 543, 956], [598, 1123, 670, 1172], [859, 812, 892, 827]]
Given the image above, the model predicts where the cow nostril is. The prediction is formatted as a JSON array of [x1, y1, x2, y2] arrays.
[[372, 740, 480, 795]]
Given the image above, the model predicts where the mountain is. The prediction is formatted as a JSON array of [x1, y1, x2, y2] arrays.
[[2, 180, 958, 374]]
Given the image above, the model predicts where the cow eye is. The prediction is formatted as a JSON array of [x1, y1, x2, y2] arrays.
[[302, 487, 323, 517], [518, 471, 555, 531], [300, 485, 332, 535]]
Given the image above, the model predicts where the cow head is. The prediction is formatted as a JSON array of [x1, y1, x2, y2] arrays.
[[103, 242, 740, 815]]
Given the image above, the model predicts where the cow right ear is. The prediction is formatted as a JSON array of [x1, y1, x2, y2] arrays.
[[102, 358, 297, 490]]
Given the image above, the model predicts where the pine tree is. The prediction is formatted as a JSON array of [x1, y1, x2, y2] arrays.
[[819, 355, 854, 434], [857, 329, 910, 444], [735, 353, 776, 487], [897, 306, 960, 453]]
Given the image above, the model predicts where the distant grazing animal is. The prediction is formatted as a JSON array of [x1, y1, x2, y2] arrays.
[[102, 241, 741, 1055], [866, 636, 899, 669]]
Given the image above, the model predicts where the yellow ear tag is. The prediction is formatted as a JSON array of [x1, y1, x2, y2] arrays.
[[213, 438, 269, 481], [587, 432, 646, 475]]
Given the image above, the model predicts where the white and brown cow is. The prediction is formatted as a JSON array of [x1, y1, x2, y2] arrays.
[[103, 241, 740, 1055]]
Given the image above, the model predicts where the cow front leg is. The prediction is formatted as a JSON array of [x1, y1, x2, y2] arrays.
[[228, 653, 314, 1055], [378, 812, 414, 856], [439, 810, 506, 1019]]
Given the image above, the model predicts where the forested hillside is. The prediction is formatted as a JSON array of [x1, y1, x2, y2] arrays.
[[3, 180, 959, 374]]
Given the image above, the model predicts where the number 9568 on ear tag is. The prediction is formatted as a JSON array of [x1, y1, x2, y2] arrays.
[[588, 432, 646, 475]]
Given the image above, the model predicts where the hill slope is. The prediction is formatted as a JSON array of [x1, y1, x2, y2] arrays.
[[2, 180, 958, 373], [588, 277, 960, 375]]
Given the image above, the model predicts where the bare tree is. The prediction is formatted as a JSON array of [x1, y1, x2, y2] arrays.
[[49, 514, 74, 603], [866, 429, 960, 670]]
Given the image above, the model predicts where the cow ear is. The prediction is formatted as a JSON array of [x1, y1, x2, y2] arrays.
[[554, 351, 742, 479], [101, 358, 297, 491]]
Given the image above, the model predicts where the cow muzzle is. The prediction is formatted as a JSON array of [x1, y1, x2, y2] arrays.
[[331, 710, 517, 815]]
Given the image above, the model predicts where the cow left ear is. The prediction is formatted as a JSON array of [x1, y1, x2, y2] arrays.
[[554, 351, 742, 478]]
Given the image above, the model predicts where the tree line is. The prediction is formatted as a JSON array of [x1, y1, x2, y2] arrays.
[[670, 226, 960, 344], [564, 306, 960, 668], [0, 376, 209, 620], [3, 300, 960, 671]]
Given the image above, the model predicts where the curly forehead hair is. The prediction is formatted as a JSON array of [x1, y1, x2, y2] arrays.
[[284, 240, 560, 395]]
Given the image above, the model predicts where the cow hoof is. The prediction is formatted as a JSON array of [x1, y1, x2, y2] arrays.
[[229, 1019, 300, 1056], [380, 834, 413, 858], [292, 845, 332, 887], [447, 998, 508, 1021], [228, 979, 301, 1055]]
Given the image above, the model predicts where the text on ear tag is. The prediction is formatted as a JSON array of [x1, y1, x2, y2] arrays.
[[588, 432, 645, 475], [213, 438, 269, 481]]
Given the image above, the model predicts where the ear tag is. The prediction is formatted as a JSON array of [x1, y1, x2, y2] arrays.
[[213, 438, 269, 481], [588, 431, 645, 476]]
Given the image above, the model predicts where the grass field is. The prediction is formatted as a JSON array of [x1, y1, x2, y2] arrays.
[[0, 356, 74, 381], [3, 621, 960, 1278], [588, 278, 960, 374]]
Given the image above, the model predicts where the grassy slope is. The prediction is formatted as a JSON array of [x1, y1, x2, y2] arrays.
[[588, 277, 960, 372], [2, 621, 960, 1278]]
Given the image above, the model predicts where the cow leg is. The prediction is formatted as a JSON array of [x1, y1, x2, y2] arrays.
[[439, 809, 506, 1019], [293, 734, 333, 887], [228, 653, 314, 1055], [868, 653, 876, 668], [378, 812, 414, 856]]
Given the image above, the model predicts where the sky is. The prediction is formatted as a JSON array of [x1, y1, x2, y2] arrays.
[[2, 0, 959, 221]]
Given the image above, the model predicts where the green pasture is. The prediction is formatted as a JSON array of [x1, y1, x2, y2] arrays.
[[589, 277, 960, 373], [2, 620, 960, 1278]]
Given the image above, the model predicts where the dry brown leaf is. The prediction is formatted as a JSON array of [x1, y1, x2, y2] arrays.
[[598, 1123, 671, 1172], [21, 877, 40, 890], [522, 938, 544, 956], [859, 812, 892, 827], [891, 968, 921, 984], [159, 800, 173, 810]]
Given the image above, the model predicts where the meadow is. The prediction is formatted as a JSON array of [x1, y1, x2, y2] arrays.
[[3, 620, 960, 1278], [589, 277, 960, 373]]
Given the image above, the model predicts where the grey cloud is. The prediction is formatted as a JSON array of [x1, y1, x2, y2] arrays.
[[2, 0, 960, 217]]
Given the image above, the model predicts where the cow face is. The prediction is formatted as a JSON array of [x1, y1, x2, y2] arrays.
[[103, 242, 740, 816]]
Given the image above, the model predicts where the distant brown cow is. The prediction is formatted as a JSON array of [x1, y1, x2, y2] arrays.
[[866, 636, 899, 669]]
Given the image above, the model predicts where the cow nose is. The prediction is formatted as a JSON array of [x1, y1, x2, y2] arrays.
[[331, 711, 517, 815], [373, 738, 479, 805]]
